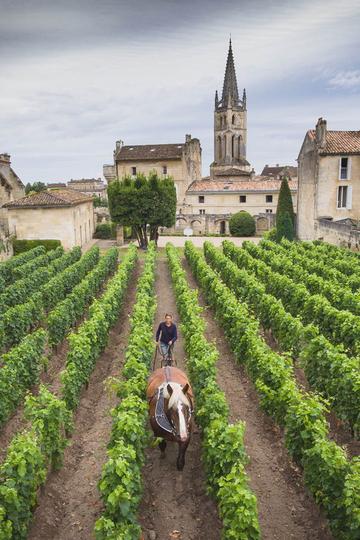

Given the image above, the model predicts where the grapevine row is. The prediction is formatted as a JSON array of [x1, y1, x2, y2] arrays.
[[0, 245, 46, 285], [259, 239, 357, 289], [261, 240, 360, 315], [0, 245, 138, 539], [205, 241, 360, 436], [230, 241, 360, 356], [0, 248, 118, 430], [166, 243, 260, 539], [281, 238, 360, 276], [0, 246, 100, 350], [185, 241, 360, 539], [95, 242, 156, 539], [61, 244, 137, 411], [0, 246, 81, 312]]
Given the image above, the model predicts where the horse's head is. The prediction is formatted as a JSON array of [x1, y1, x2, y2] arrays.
[[165, 383, 192, 442]]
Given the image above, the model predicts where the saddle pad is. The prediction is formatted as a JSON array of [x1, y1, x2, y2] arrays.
[[155, 387, 174, 434]]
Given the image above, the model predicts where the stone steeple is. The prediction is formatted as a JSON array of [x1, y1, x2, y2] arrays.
[[211, 38, 250, 178], [221, 38, 239, 106]]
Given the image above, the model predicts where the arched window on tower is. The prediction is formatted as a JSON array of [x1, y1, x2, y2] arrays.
[[238, 135, 243, 158], [217, 135, 222, 161], [232, 114, 235, 125], [231, 135, 235, 158]]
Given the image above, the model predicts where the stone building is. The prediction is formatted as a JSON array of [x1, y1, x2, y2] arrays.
[[67, 178, 107, 199], [3, 189, 95, 250], [297, 118, 360, 244], [104, 39, 297, 235], [261, 164, 298, 179], [176, 39, 297, 235], [0, 153, 25, 260], [103, 135, 202, 207]]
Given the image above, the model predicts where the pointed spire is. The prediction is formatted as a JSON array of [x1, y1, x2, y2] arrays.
[[242, 88, 246, 108], [221, 38, 239, 104], [215, 90, 219, 108]]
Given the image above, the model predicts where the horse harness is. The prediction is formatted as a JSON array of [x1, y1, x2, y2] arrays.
[[150, 366, 193, 437]]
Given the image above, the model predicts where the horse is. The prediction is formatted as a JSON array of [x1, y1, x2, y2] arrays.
[[147, 366, 194, 471]]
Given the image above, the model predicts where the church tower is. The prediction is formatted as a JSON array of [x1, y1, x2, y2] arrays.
[[211, 39, 251, 179]]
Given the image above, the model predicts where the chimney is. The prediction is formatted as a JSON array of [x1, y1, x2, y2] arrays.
[[315, 118, 327, 148], [115, 140, 123, 151], [185, 134, 191, 143]]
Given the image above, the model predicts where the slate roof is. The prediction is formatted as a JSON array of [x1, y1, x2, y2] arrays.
[[187, 177, 298, 193], [3, 189, 94, 209], [115, 143, 184, 161], [261, 165, 298, 177], [309, 130, 360, 154]]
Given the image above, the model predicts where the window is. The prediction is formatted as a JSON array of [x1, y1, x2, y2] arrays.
[[239, 195, 246, 203], [199, 195, 205, 203], [131, 166, 136, 176], [199, 209, 205, 215], [339, 157, 350, 180], [162, 165, 167, 175], [266, 209, 273, 213], [337, 185, 352, 209], [266, 195, 273, 203]]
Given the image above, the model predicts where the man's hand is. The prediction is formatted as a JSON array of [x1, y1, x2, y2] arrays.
[[169, 340, 172, 346]]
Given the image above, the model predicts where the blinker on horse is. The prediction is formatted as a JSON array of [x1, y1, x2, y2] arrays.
[[147, 366, 193, 471]]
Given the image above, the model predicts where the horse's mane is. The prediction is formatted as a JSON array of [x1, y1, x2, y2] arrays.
[[163, 382, 191, 410]]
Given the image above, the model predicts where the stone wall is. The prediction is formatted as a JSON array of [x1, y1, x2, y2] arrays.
[[185, 190, 297, 216], [6, 201, 95, 250], [166, 212, 274, 236], [314, 219, 360, 250]]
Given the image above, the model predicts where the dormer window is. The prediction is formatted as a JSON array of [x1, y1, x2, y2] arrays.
[[339, 157, 351, 180]]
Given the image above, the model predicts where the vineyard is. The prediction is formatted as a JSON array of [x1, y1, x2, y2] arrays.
[[0, 240, 359, 539]]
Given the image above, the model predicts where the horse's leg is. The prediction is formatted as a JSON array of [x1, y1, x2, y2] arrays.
[[176, 439, 190, 471], [159, 439, 167, 456]]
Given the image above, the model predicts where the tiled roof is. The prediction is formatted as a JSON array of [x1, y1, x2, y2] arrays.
[[309, 130, 360, 154], [115, 143, 184, 161], [3, 189, 93, 209], [187, 177, 298, 193], [261, 165, 298, 177]]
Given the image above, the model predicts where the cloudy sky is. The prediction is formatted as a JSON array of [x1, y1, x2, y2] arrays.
[[1, 0, 360, 183]]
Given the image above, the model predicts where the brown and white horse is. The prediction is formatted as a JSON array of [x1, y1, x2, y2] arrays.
[[147, 366, 193, 470]]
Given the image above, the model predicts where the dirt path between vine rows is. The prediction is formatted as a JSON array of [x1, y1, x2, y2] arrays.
[[182, 258, 333, 540], [27, 263, 141, 540], [138, 258, 222, 540]]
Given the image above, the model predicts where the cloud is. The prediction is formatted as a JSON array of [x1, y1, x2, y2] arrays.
[[328, 70, 360, 89], [0, 0, 359, 181]]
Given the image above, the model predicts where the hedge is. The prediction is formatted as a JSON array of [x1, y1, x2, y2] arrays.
[[13, 239, 61, 255], [93, 223, 116, 239], [229, 211, 255, 237]]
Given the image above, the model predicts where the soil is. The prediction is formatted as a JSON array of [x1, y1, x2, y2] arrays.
[[27, 263, 141, 540], [182, 258, 333, 540], [139, 258, 222, 540]]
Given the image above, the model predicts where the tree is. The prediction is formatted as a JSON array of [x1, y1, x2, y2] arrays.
[[229, 211, 256, 236], [93, 195, 108, 208], [25, 181, 46, 195], [276, 176, 295, 227], [108, 172, 176, 248], [276, 211, 294, 242]]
